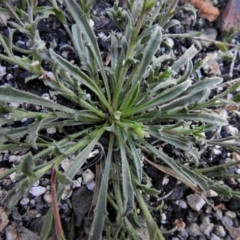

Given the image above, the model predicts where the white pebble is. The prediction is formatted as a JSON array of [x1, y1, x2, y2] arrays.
[[9, 172, 17, 182], [165, 38, 174, 48], [43, 191, 52, 203], [213, 148, 221, 155], [61, 158, 71, 171], [89, 19, 94, 27], [62, 51, 69, 58], [29, 186, 46, 196], [9, 155, 21, 162], [41, 93, 50, 100], [225, 211, 236, 219], [82, 169, 95, 183], [32, 181, 39, 187], [187, 194, 206, 211], [20, 198, 30, 206], [86, 180, 96, 190], [21, 117, 28, 123], [0, 65, 6, 77], [72, 177, 82, 189], [47, 127, 56, 134], [9, 102, 20, 108]]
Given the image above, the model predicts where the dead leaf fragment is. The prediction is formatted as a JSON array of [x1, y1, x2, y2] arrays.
[[174, 219, 186, 230], [202, 53, 221, 76], [213, 203, 227, 210], [0, 13, 10, 26], [0, 206, 9, 231], [186, 0, 220, 22]]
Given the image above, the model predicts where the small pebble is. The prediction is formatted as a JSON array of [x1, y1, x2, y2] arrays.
[[225, 210, 236, 219], [177, 200, 188, 209], [186, 223, 202, 237], [187, 194, 206, 211], [61, 51, 69, 58], [41, 93, 50, 100], [72, 177, 82, 189], [20, 198, 30, 206], [203, 223, 214, 237], [179, 229, 189, 239], [82, 169, 95, 183], [47, 127, 56, 134], [43, 191, 52, 203], [0, 65, 6, 77], [9, 155, 21, 162], [221, 216, 233, 227], [215, 210, 223, 220], [33, 180, 39, 187], [86, 180, 96, 190], [29, 186, 46, 197], [9, 102, 20, 108], [210, 233, 221, 240], [165, 38, 174, 48], [61, 158, 71, 171], [214, 225, 226, 237]]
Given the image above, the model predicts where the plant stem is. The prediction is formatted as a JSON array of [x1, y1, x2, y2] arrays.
[[51, 166, 66, 240], [135, 186, 165, 240]]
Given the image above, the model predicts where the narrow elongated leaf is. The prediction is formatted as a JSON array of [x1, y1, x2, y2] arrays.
[[123, 79, 191, 117], [161, 90, 210, 112], [59, 125, 106, 198], [120, 82, 140, 111], [28, 119, 55, 149], [140, 139, 209, 191], [0, 86, 75, 113], [179, 77, 223, 97], [172, 45, 198, 72], [127, 137, 142, 182], [55, 166, 73, 185], [176, 58, 193, 83], [131, 25, 162, 85], [131, 111, 227, 125], [64, 0, 111, 102], [149, 129, 199, 161], [117, 127, 134, 216], [49, 49, 110, 111], [89, 134, 114, 240]]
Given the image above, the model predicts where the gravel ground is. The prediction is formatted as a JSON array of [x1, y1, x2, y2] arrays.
[[0, 0, 240, 239]]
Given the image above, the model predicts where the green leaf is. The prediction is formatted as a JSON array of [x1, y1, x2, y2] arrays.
[[0, 86, 75, 113], [149, 129, 199, 161], [131, 24, 162, 85], [179, 77, 223, 97], [139, 139, 209, 191], [172, 45, 198, 72], [123, 79, 192, 117], [161, 90, 210, 112], [215, 42, 228, 53], [89, 134, 114, 240], [28, 119, 55, 149], [64, 0, 111, 102], [21, 152, 35, 177], [55, 166, 73, 185], [231, 93, 240, 102], [120, 81, 140, 111], [49, 49, 111, 111], [127, 137, 142, 182], [117, 127, 134, 216]]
